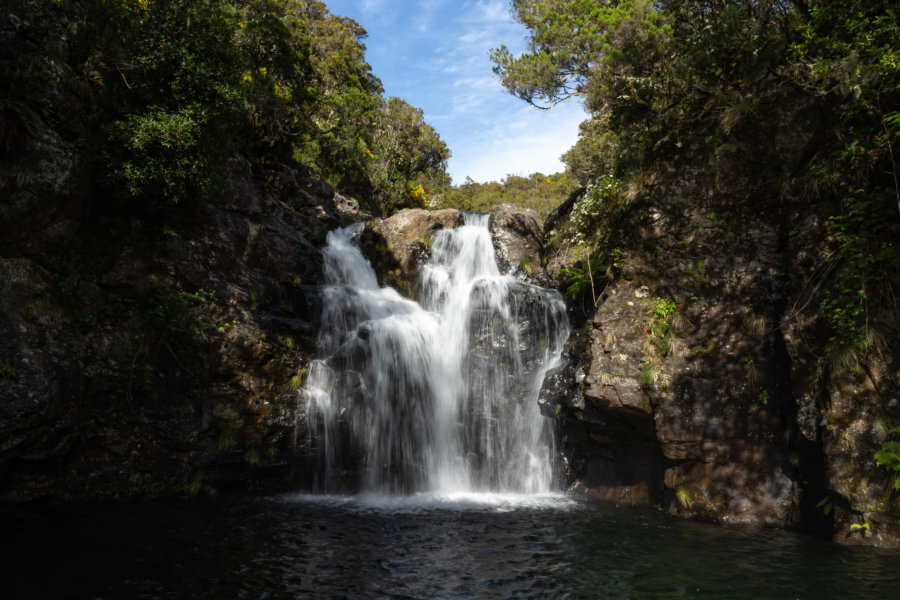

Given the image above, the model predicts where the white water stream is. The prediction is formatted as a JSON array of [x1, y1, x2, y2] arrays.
[[304, 213, 569, 495]]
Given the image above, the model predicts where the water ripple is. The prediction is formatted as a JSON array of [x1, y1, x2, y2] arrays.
[[2, 497, 900, 600]]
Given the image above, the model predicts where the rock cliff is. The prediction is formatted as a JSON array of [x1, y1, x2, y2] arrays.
[[2, 39, 897, 546], [0, 121, 360, 500], [540, 108, 900, 547]]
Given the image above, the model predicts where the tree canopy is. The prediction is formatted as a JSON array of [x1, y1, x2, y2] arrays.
[[493, 0, 899, 373], [1, 0, 450, 216], [437, 172, 576, 217]]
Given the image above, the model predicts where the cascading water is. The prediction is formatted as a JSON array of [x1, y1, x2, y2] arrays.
[[304, 213, 569, 495]]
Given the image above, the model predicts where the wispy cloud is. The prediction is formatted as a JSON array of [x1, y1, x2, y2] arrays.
[[321, 0, 587, 184], [446, 102, 586, 183], [459, 28, 493, 45], [360, 0, 386, 14], [444, 75, 499, 114], [414, 0, 446, 33], [452, 76, 494, 90], [461, 0, 509, 23]]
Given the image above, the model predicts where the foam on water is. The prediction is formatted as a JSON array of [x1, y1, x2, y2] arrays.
[[279, 491, 577, 514]]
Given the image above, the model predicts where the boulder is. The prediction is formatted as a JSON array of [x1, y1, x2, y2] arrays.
[[360, 208, 462, 293], [486, 204, 545, 283]]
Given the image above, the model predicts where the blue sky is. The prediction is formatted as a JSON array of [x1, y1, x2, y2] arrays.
[[323, 0, 588, 184]]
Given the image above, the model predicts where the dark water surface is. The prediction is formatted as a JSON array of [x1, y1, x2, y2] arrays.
[[2, 493, 898, 599]]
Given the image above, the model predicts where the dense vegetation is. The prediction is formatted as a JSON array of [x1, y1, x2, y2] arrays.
[[1, 0, 450, 216], [436, 171, 577, 217], [493, 0, 898, 368]]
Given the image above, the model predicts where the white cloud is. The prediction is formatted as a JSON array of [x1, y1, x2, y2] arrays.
[[443, 75, 500, 114], [452, 76, 494, 90], [459, 29, 491, 44], [462, 0, 509, 23], [446, 101, 587, 183], [414, 0, 446, 33], [360, 0, 386, 14]]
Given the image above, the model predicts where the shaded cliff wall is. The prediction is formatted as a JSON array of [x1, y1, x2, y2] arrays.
[[0, 152, 549, 503], [541, 101, 900, 546], [0, 95, 364, 500]]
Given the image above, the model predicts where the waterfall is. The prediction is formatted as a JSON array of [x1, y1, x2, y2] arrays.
[[304, 213, 569, 495]]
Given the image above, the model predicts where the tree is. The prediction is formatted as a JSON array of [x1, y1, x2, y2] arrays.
[[233, 0, 317, 157], [366, 97, 451, 216], [297, 1, 384, 191], [436, 171, 575, 217], [491, 0, 676, 174], [491, 0, 801, 175], [788, 0, 900, 361], [99, 0, 245, 205], [2, 0, 449, 217]]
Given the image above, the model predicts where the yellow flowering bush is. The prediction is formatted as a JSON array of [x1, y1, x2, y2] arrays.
[[408, 184, 427, 204]]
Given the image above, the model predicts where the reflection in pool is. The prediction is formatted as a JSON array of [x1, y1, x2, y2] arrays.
[[2, 494, 898, 599]]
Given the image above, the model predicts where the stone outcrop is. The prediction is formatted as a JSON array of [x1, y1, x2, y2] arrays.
[[540, 102, 900, 546], [486, 204, 545, 283], [546, 190, 801, 525]]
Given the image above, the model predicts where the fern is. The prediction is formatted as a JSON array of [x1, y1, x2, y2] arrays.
[[562, 253, 607, 301], [874, 429, 900, 490]]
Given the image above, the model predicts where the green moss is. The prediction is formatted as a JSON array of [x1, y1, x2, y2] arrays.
[[676, 487, 693, 509], [215, 417, 240, 452], [0, 361, 17, 380], [286, 367, 307, 391], [518, 255, 534, 277], [686, 259, 707, 286], [875, 428, 900, 491]]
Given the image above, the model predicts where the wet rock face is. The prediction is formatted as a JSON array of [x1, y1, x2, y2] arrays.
[[819, 369, 900, 547], [540, 320, 665, 506], [0, 149, 346, 501], [486, 204, 545, 284], [538, 110, 839, 533], [545, 173, 805, 525], [538, 97, 900, 544], [0, 260, 83, 499]]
